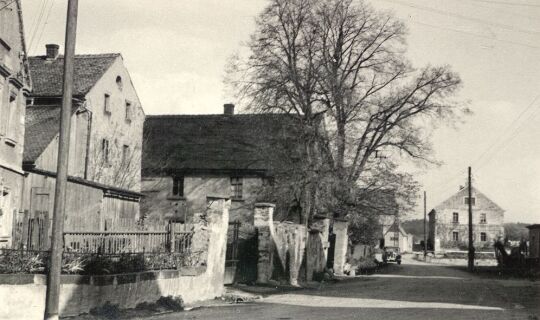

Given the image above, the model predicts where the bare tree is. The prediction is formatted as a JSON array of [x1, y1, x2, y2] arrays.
[[227, 0, 466, 222], [88, 124, 142, 191]]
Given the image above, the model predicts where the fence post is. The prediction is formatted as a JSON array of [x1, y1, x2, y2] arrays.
[[11, 209, 19, 249], [21, 210, 29, 249], [169, 222, 175, 253]]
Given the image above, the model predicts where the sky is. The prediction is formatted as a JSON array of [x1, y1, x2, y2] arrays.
[[21, 0, 540, 223]]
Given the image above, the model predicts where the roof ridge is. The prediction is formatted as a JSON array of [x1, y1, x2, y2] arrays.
[[146, 113, 287, 118], [29, 53, 120, 59]]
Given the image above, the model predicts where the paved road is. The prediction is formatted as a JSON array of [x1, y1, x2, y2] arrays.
[[141, 255, 540, 320]]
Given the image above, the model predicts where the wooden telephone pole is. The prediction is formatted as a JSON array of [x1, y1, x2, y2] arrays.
[[467, 166, 475, 272], [423, 190, 427, 257], [44, 1, 79, 319]]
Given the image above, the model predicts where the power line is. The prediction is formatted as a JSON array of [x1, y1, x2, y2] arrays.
[[472, 94, 540, 170], [0, 0, 16, 11], [378, 0, 540, 36], [470, 0, 540, 8], [412, 21, 540, 50], [475, 100, 540, 171], [32, 0, 56, 54], [28, 0, 51, 53], [452, 0, 540, 21]]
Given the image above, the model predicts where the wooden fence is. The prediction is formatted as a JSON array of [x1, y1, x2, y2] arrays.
[[63, 230, 193, 254]]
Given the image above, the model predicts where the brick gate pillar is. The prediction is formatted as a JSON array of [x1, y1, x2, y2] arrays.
[[333, 219, 349, 275], [254, 203, 275, 284]]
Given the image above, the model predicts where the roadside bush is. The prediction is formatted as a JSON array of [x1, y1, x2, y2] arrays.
[[89, 301, 121, 319], [0, 250, 47, 274], [156, 295, 184, 311], [1, 250, 200, 275]]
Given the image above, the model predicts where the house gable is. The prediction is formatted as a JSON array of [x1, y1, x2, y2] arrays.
[[434, 187, 504, 214]]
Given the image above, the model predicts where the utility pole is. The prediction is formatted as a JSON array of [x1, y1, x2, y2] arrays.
[[467, 166, 474, 272], [44, 1, 78, 319], [423, 190, 427, 257]]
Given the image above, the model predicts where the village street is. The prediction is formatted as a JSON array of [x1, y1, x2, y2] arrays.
[[144, 255, 540, 320]]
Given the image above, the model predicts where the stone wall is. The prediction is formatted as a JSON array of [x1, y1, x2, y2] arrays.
[[0, 197, 230, 319], [141, 174, 262, 225], [332, 220, 349, 275]]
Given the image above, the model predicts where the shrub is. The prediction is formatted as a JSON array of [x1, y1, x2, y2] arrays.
[[89, 301, 120, 319], [156, 295, 184, 311], [0, 250, 47, 274]]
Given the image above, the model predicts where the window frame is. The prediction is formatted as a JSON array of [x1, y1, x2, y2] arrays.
[[452, 231, 459, 242], [125, 100, 132, 122], [480, 213, 487, 224], [101, 138, 110, 165], [452, 212, 459, 223], [103, 93, 111, 114], [464, 197, 476, 206], [121, 144, 130, 164], [172, 176, 184, 198], [480, 232, 487, 242], [230, 177, 243, 200]]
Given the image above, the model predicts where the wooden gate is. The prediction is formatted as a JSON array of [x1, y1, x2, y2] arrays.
[[13, 210, 50, 250], [12, 188, 50, 250], [225, 221, 258, 284]]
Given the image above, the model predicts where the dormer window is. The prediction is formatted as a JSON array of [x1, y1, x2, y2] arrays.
[[116, 76, 123, 91]]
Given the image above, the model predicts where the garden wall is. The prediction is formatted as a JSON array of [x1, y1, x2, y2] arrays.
[[0, 197, 230, 319]]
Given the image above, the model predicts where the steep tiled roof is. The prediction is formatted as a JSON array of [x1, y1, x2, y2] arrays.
[[142, 114, 303, 174], [23, 103, 80, 163], [28, 54, 119, 97]]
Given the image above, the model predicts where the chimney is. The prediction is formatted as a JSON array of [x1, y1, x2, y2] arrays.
[[45, 44, 59, 60], [224, 103, 235, 115]]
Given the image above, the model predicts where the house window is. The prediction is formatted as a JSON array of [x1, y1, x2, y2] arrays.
[[122, 145, 129, 164], [125, 100, 132, 122], [116, 76, 123, 90], [262, 177, 275, 187], [452, 231, 459, 241], [452, 212, 459, 223], [101, 139, 109, 164], [480, 213, 486, 224], [0, 83, 7, 136], [480, 232, 487, 242], [464, 197, 476, 206], [104, 93, 111, 114], [231, 177, 243, 200], [172, 176, 184, 197]]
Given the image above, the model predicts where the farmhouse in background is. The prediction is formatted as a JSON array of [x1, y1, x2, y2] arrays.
[[13, 46, 145, 249], [0, 0, 32, 248], [428, 186, 504, 252], [141, 104, 301, 225]]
